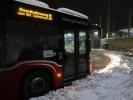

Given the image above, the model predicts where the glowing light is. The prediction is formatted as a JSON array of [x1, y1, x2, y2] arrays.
[[57, 73, 62, 78], [94, 31, 98, 38], [17, 7, 53, 21]]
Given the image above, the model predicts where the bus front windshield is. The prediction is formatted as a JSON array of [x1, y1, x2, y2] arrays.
[[0, 19, 60, 69]]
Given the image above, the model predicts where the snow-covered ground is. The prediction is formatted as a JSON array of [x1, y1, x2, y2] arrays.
[[30, 50, 133, 100]]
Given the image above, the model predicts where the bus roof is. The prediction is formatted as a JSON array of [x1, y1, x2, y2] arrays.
[[14, 0, 88, 19], [14, 0, 49, 9], [56, 8, 88, 19]]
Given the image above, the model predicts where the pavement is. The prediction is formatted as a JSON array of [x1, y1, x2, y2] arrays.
[[90, 49, 110, 72]]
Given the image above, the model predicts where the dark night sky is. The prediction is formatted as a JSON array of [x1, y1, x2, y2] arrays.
[[42, 0, 133, 32]]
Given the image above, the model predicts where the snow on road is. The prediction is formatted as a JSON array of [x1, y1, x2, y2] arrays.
[[30, 50, 133, 100]]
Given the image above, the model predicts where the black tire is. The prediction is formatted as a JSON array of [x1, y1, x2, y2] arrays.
[[21, 71, 50, 100]]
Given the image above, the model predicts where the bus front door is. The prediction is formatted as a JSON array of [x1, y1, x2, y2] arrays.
[[64, 31, 76, 79]]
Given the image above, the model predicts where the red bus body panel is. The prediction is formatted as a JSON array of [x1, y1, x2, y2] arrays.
[[0, 61, 63, 100]]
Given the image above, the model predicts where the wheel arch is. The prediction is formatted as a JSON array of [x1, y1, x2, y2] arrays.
[[19, 67, 55, 100], [20, 67, 55, 89]]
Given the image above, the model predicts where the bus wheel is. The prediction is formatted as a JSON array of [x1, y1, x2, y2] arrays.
[[21, 71, 50, 100]]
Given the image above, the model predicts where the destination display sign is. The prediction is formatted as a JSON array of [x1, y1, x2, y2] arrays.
[[17, 7, 53, 21]]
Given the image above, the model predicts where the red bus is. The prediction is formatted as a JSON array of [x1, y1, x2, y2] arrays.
[[0, 0, 101, 100]]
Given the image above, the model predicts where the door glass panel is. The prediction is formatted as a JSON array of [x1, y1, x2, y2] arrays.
[[79, 31, 87, 73], [64, 31, 75, 77]]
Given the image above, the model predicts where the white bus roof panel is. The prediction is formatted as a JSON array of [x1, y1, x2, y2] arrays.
[[14, 0, 49, 8], [57, 8, 88, 19]]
